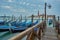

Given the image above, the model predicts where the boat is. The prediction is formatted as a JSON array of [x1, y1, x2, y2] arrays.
[[0, 20, 27, 32], [0, 25, 15, 32], [10, 20, 27, 27], [0, 20, 5, 25], [48, 19, 53, 25], [11, 20, 38, 32], [0, 20, 38, 32]]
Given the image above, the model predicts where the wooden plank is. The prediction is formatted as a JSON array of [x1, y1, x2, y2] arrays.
[[41, 27, 58, 40]]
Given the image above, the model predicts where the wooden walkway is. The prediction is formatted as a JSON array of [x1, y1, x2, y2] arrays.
[[41, 27, 58, 40]]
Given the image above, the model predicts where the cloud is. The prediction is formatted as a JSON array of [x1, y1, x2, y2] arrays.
[[26, 3, 30, 6], [38, 5, 41, 7], [11, 9, 26, 13], [56, 0, 60, 2], [7, 0, 13, 2], [20, 2, 30, 6], [31, 4, 36, 7], [20, 2, 22, 4], [0, 6, 12, 9], [20, 2, 26, 5], [23, 2, 26, 5], [33, 9, 37, 12]]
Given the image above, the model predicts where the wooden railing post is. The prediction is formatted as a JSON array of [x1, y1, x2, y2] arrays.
[[26, 29, 35, 40], [41, 21, 46, 36], [43, 21, 46, 29], [37, 27, 42, 40]]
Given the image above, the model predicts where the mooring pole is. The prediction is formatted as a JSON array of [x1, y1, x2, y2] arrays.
[[11, 15, 14, 21], [58, 16, 60, 34], [3, 14, 5, 21], [38, 10, 40, 22], [58, 16, 59, 22], [53, 15, 56, 27], [25, 16, 27, 22], [31, 14, 34, 25], [54, 15, 56, 21], [57, 16, 60, 35], [19, 16, 21, 22], [42, 16, 43, 21], [20, 15, 22, 23]]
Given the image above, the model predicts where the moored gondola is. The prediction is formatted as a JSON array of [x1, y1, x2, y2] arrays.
[[0, 20, 38, 32]]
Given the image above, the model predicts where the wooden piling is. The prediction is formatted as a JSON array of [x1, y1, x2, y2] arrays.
[[42, 16, 43, 21], [25, 16, 27, 22], [20, 15, 22, 23], [53, 15, 56, 27], [58, 16, 59, 22], [31, 14, 34, 25]]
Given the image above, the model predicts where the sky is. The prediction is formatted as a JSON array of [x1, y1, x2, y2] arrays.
[[0, 0, 60, 17]]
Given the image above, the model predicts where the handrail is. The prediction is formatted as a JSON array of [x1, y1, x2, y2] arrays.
[[53, 20, 60, 34], [9, 21, 46, 40]]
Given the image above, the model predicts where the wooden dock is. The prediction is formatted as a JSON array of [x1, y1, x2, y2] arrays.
[[41, 27, 58, 40]]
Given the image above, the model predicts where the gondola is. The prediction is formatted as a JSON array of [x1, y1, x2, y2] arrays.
[[48, 19, 52, 25], [0, 21, 26, 32], [0, 20, 5, 25], [11, 20, 38, 32], [0, 20, 38, 32]]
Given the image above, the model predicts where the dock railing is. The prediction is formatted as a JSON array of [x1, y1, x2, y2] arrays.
[[53, 19, 60, 39], [9, 20, 46, 40]]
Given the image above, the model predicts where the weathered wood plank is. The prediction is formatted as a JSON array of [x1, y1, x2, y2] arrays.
[[41, 27, 58, 40]]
